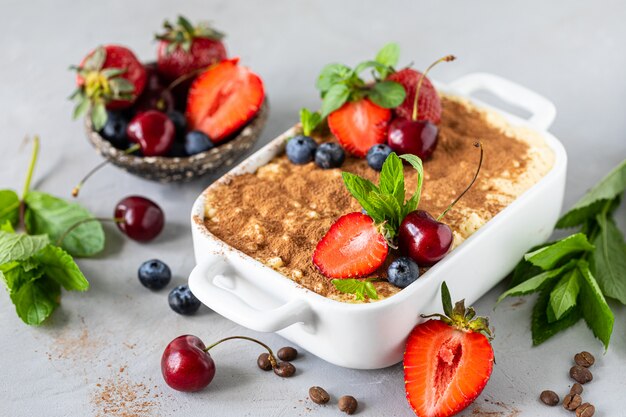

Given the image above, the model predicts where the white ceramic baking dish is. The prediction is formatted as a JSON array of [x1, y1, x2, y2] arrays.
[[189, 73, 566, 370]]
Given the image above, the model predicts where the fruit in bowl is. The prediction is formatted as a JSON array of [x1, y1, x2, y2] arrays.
[[200, 43, 556, 303], [69, 15, 268, 184]]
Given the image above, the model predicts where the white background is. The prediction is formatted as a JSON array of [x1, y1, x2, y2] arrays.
[[0, 1, 625, 416]]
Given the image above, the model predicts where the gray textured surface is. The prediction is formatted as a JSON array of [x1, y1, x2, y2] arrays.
[[1, 1, 625, 416]]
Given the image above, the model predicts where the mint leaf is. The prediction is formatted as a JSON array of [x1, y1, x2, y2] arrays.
[[548, 268, 580, 322], [1, 220, 15, 233], [399, 154, 424, 215], [508, 242, 553, 288], [321, 84, 350, 118], [10, 278, 60, 325], [379, 153, 405, 208], [591, 212, 626, 304], [354, 60, 388, 77], [0, 231, 49, 264], [532, 286, 582, 346], [368, 81, 406, 109], [375, 43, 400, 68], [24, 191, 104, 257], [557, 159, 626, 228], [316, 63, 352, 95], [0, 262, 44, 293], [33, 245, 89, 291], [497, 261, 574, 303], [578, 260, 614, 349], [524, 233, 594, 270], [341, 172, 384, 222], [331, 278, 378, 301], [299, 108, 322, 136], [0, 190, 20, 226]]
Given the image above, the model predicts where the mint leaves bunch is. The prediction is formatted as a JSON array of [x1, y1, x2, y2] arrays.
[[299, 42, 406, 133], [0, 137, 104, 325], [331, 278, 379, 302], [342, 152, 423, 242], [499, 159, 626, 348]]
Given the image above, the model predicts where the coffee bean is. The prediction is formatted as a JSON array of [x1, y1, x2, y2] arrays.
[[574, 351, 595, 368], [274, 361, 296, 377], [338, 395, 358, 415], [570, 383, 583, 395], [309, 386, 330, 405], [540, 390, 559, 406], [257, 353, 272, 371], [576, 403, 595, 417], [563, 393, 582, 411], [277, 346, 298, 361], [570, 365, 593, 384]]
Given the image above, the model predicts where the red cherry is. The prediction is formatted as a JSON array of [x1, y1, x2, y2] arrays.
[[161, 335, 216, 392], [387, 118, 438, 159], [114, 196, 164, 242], [127, 110, 175, 156], [387, 55, 455, 160], [398, 210, 453, 266]]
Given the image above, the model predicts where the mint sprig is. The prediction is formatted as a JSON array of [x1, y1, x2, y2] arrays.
[[331, 278, 379, 301], [315, 42, 406, 118], [342, 152, 423, 241], [299, 108, 322, 137], [0, 137, 102, 325], [499, 159, 626, 348]]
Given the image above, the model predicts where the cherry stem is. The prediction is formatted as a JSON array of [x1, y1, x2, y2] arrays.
[[437, 141, 483, 221], [203, 336, 278, 369], [55, 217, 123, 246], [161, 65, 211, 99], [411, 55, 456, 121], [72, 144, 140, 197]]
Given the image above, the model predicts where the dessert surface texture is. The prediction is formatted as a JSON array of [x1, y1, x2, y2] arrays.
[[203, 94, 554, 302]]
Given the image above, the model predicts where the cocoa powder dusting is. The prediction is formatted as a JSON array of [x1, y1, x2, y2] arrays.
[[91, 367, 161, 417], [204, 96, 546, 302]]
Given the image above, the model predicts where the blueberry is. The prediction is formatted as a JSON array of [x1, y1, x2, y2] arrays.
[[315, 142, 345, 169], [99, 111, 129, 149], [167, 110, 187, 141], [138, 259, 171, 290], [286, 135, 317, 164], [366, 144, 393, 171], [387, 257, 420, 288], [168, 141, 188, 158], [168, 285, 201, 315], [184, 130, 214, 155]]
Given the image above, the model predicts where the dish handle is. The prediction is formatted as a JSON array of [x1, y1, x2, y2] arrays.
[[448, 72, 556, 131], [188, 254, 313, 333]]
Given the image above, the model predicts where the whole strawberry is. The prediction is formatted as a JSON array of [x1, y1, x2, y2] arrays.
[[156, 15, 227, 82], [404, 282, 494, 417], [70, 45, 147, 130], [388, 68, 442, 124]]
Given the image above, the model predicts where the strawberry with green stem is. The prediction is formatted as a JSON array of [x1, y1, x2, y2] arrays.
[[315, 43, 407, 157], [156, 15, 227, 82], [70, 45, 147, 130], [404, 282, 494, 417]]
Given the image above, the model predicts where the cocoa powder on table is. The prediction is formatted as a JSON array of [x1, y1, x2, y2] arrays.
[[203, 96, 542, 301]]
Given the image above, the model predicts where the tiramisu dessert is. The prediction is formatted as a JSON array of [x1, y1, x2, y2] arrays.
[[202, 45, 554, 303]]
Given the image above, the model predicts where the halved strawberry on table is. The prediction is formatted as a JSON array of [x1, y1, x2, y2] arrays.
[[313, 212, 389, 279], [156, 15, 227, 82], [70, 45, 147, 130], [404, 282, 494, 417], [327, 99, 391, 158], [186, 58, 264, 143]]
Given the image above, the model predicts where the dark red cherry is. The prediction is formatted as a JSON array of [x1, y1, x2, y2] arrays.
[[127, 110, 175, 156], [387, 118, 438, 159], [114, 196, 164, 242], [161, 335, 216, 392], [398, 210, 453, 266]]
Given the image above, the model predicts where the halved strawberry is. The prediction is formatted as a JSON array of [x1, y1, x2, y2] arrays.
[[313, 212, 388, 279], [388, 68, 441, 124], [404, 283, 494, 417], [327, 99, 391, 157], [186, 58, 264, 143]]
